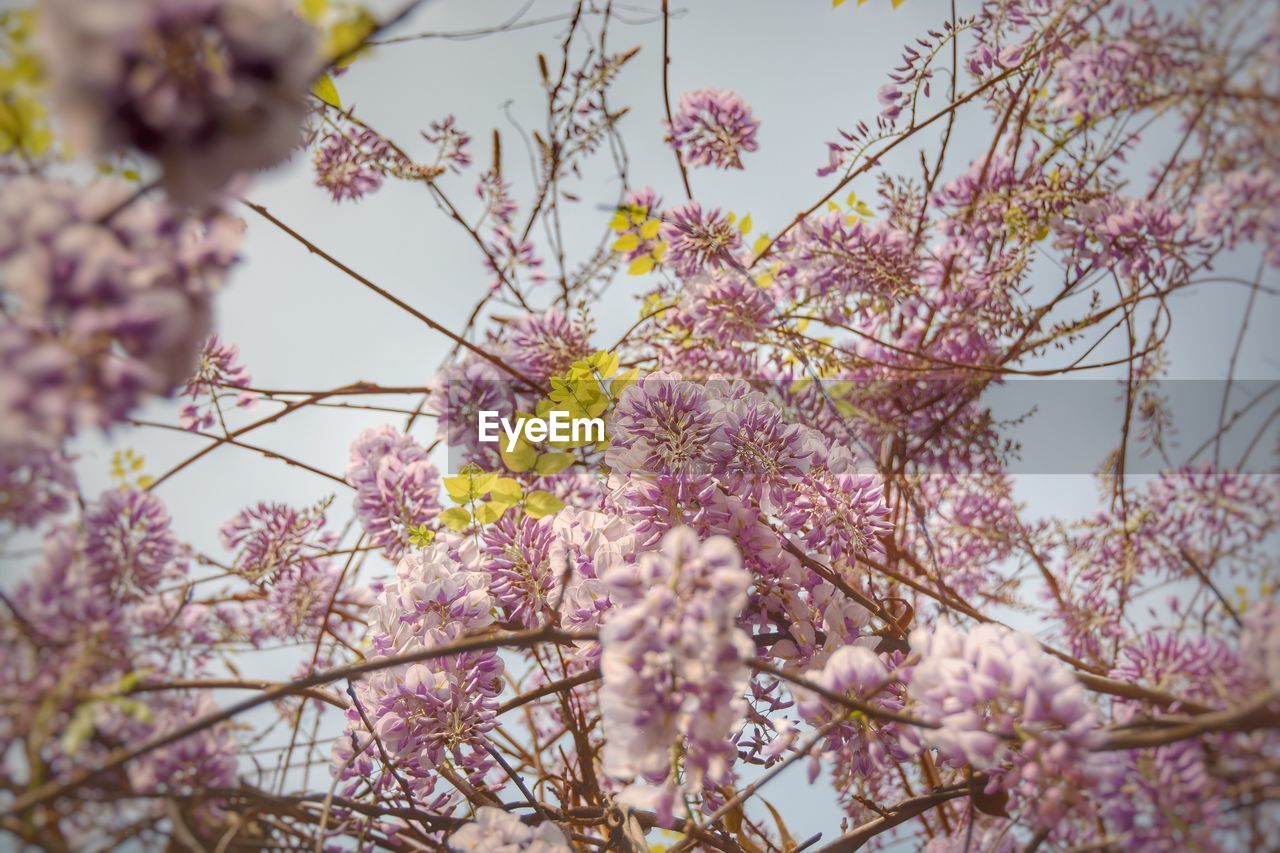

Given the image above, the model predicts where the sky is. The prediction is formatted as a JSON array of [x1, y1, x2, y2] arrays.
[[16, 0, 1278, 845]]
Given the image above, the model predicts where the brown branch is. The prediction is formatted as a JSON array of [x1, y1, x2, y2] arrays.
[[4, 626, 593, 817], [242, 200, 545, 394]]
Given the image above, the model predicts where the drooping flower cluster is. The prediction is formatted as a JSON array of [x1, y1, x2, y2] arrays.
[[423, 114, 472, 173], [313, 128, 395, 203], [794, 644, 913, 816], [1195, 169, 1280, 268], [660, 202, 743, 277], [599, 528, 755, 822], [0, 178, 241, 439], [0, 440, 74, 529], [342, 539, 505, 804], [346, 426, 442, 558], [448, 807, 571, 852], [786, 212, 918, 321], [502, 307, 593, 383], [84, 487, 188, 596], [219, 499, 334, 583], [908, 620, 1107, 827], [667, 88, 760, 170], [39, 0, 319, 203], [178, 334, 255, 430]]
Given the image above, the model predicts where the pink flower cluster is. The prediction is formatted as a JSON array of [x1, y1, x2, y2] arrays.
[[39, 0, 318, 203], [0, 178, 241, 440], [346, 426, 443, 558], [667, 88, 760, 170], [599, 528, 756, 823]]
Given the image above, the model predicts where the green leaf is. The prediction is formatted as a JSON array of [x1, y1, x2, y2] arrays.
[[534, 452, 576, 476], [310, 73, 341, 108], [524, 490, 565, 519]]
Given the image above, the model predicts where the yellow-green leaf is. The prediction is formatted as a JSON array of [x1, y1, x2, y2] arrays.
[[490, 476, 523, 504], [473, 500, 507, 525], [612, 233, 640, 252], [300, 0, 328, 22], [439, 506, 471, 531], [535, 452, 576, 476], [310, 73, 341, 109], [443, 475, 473, 503], [501, 438, 537, 473], [61, 706, 97, 756], [594, 351, 620, 379], [525, 490, 565, 519], [473, 471, 499, 497], [611, 368, 638, 396], [738, 213, 752, 234], [628, 255, 656, 275], [640, 218, 662, 239]]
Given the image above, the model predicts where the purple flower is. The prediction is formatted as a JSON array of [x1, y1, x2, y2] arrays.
[[797, 644, 912, 778], [793, 212, 918, 318], [427, 353, 520, 467], [113, 692, 239, 808], [660, 202, 743, 277], [178, 334, 255, 430], [84, 487, 187, 595], [685, 271, 774, 342], [503, 307, 593, 382], [219, 500, 334, 583], [667, 88, 760, 170], [344, 538, 508, 801], [0, 441, 75, 529], [39, 0, 319, 203], [313, 128, 393, 202], [1195, 169, 1280, 268], [367, 537, 497, 654], [423, 114, 472, 173], [258, 560, 363, 640], [707, 389, 818, 513], [481, 515, 558, 628], [781, 465, 892, 564], [908, 620, 1107, 827], [0, 178, 240, 438], [606, 373, 721, 480], [599, 528, 755, 824], [346, 426, 442, 558]]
